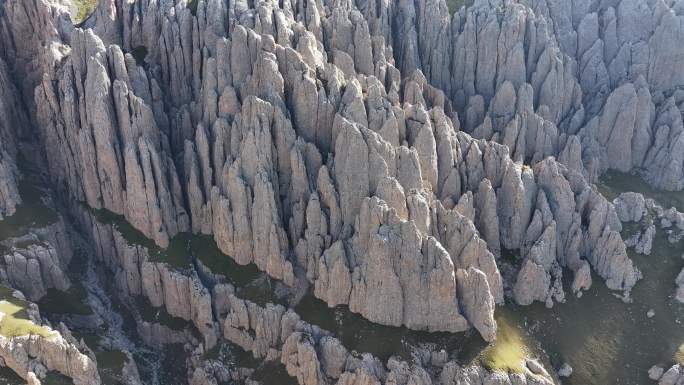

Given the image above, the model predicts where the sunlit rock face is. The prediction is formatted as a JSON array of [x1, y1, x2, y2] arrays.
[[0, 0, 683, 383]]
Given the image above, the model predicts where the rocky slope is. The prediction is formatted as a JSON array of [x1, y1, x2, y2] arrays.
[[0, 0, 682, 383], [0, 287, 100, 385], [5, 0, 645, 337]]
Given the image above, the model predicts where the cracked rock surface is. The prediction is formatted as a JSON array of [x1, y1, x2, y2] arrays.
[[0, 0, 683, 383]]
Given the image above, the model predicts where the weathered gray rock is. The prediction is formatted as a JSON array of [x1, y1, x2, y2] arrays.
[[0, 292, 100, 385], [5, 0, 677, 375], [625, 225, 655, 256], [614, 193, 647, 223], [675, 268, 684, 304], [658, 365, 684, 385], [649, 365, 664, 381], [456, 267, 496, 342], [558, 363, 573, 378]]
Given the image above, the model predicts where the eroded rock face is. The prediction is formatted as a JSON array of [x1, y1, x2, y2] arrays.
[[0, 0, 651, 342], [0, 291, 100, 385], [70, 206, 219, 349], [657, 364, 684, 385], [614, 193, 647, 223], [0, 220, 73, 301], [6, 0, 684, 371], [220, 292, 554, 385], [0, 52, 29, 220]]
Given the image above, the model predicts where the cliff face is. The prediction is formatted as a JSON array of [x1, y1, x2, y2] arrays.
[[0, 0, 682, 383], [0, 0, 651, 341], [0, 288, 100, 385]]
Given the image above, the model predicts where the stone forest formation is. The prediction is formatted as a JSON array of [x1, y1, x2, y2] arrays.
[[0, 0, 683, 384]]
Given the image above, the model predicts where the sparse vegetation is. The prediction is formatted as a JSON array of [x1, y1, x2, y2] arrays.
[[190, 234, 261, 287], [599, 170, 684, 212], [43, 371, 73, 385], [0, 179, 58, 241], [675, 344, 684, 365], [130, 46, 148, 66], [447, 0, 465, 15], [73, 0, 98, 24], [136, 296, 190, 331], [187, 0, 199, 16], [0, 286, 56, 338], [481, 321, 529, 373], [96, 350, 127, 385]]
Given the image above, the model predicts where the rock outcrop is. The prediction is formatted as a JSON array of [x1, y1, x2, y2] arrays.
[[0, 220, 73, 301], [0, 290, 100, 385], [0, 0, 654, 340], [220, 292, 555, 385], [652, 364, 684, 385], [68, 205, 219, 349]]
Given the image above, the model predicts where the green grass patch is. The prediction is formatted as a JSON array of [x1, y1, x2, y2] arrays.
[[481, 321, 529, 373], [88, 207, 160, 252], [294, 292, 464, 362], [73, 0, 98, 23], [0, 179, 58, 241], [89, 208, 267, 275], [89, 207, 193, 270], [151, 234, 192, 270], [190, 234, 261, 287], [0, 286, 56, 338], [599, 170, 684, 212]]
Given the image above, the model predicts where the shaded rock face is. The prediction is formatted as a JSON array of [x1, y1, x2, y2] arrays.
[[70, 205, 219, 349], [0, 220, 73, 301], [0, 54, 29, 220], [0, 0, 654, 342], [0, 291, 100, 385]]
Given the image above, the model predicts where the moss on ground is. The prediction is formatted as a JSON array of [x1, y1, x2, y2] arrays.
[[236, 276, 283, 308], [88, 207, 160, 253], [480, 321, 529, 373], [0, 179, 58, 241], [90, 207, 195, 270], [0, 286, 55, 338], [599, 170, 684, 212], [190, 234, 261, 286], [250, 361, 298, 385], [73, 0, 98, 23]]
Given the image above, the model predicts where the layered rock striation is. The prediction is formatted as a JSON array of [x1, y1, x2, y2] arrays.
[[0, 0, 657, 342]]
